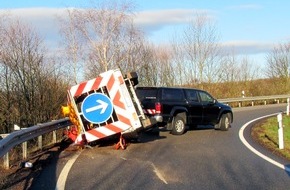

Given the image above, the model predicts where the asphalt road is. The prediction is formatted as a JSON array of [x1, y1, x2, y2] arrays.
[[31, 104, 290, 190]]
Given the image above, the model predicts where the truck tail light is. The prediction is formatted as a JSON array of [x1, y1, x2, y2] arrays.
[[155, 102, 162, 114]]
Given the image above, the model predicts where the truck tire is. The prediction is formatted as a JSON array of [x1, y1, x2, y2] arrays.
[[171, 113, 186, 135], [219, 113, 231, 131]]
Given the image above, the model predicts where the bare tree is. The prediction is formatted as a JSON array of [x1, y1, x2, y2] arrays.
[[218, 52, 239, 83], [59, 0, 147, 80], [219, 51, 259, 82], [181, 12, 220, 84], [266, 42, 290, 79], [154, 46, 175, 86], [0, 17, 68, 132], [265, 42, 290, 94], [117, 22, 147, 73], [136, 42, 159, 86], [136, 43, 175, 87], [238, 57, 259, 81], [58, 9, 84, 84], [171, 36, 190, 86], [0, 19, 45, 128], [37, 58, 68, 121]]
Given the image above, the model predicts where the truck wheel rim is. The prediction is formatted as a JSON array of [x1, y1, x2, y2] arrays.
[[225, 117, 230, 129], [175, 120, 184, 132]]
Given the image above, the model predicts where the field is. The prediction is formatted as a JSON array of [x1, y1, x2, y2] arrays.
[[252, 114, 290, 160]]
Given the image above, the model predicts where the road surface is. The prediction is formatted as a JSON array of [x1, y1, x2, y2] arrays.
[[31, 104, 290, 190]]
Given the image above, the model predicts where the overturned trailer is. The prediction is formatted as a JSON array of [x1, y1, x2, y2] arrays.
[[61, 69, 156, 147]]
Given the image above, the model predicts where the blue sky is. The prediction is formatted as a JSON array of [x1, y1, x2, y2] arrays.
[[0, 0, 290, 69]]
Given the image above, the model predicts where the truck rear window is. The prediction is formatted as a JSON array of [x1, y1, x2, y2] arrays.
[[161, 88, 184, 100], [136, 88, 157, 101]]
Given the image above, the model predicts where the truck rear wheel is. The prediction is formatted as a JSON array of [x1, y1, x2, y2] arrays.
[[171, 114, 186, 135]]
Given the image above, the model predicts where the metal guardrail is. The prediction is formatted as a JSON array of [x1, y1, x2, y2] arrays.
[[218, 94, 290, 105], [0, 118, 71, 158]]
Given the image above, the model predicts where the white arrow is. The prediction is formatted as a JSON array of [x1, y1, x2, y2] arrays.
[[85, 99, 108, 114]]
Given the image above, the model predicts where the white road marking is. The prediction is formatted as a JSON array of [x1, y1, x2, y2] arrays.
[[239, 113, 290, 173], [151, 163, 168, 184], [55, 150, 83, 190]]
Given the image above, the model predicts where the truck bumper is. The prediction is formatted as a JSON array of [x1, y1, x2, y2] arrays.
[[154, 115, 163, 122]]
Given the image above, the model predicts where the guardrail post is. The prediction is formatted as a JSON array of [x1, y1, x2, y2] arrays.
[[287, 98, 290, 116], [277, 112, 284, 149], [264, 100, 267, 105], [22, 141, 27, 159], [3, 152, 9, 169], [53, 130, 57, 144], [251, 101, 254, 106], [38, 135, 43, 150]]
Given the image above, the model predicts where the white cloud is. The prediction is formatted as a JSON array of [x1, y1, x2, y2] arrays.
[[135, 9, 195, 24], [134, 9, 216, 34], [0, 7, 274, 56], [0, 8, 68, 47], [220, 41, 274, 55], [226, 4, 263, 10], [0, 8, 215, 45]]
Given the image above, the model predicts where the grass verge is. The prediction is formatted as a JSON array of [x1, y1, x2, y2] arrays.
[[251, 114, 290, 161]]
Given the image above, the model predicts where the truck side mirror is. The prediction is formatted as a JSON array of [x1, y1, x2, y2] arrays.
[[209, 99, 216, 105]]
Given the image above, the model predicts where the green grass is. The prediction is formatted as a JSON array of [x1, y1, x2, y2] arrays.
[[252, 114, 290, 160]]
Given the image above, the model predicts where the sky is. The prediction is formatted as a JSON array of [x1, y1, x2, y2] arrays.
[[0, 0, 290, 72]]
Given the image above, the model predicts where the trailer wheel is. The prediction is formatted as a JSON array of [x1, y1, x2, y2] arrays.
[[171, 113, 186, 135]]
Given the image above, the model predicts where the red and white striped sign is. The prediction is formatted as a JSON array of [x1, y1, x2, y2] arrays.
[[68, 70, 140, 143], [143, 109, 156, 115]]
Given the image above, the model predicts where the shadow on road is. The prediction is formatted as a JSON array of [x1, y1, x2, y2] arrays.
[[0, 140, 71, 190], [284, 164, 290, 177], [190, 125, 216, 131], [138, 129, 166, 143], [89, 128, 167, 148]]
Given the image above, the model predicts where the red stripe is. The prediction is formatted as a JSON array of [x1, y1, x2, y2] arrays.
[[67, 91, 71, 103], [106, 124, 124, 133], [148, 109, 156, 114], [107, 74, 115, 92], [74, 82, 87, 97], [117, 114, 131, 125], [91, 77, 102, 91], [113, 91, 126, 109], [118, 76, 124, 84], [87, 129, 106, 139]]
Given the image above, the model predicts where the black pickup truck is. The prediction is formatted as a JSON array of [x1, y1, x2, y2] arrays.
[[136, 87, 233, 135]]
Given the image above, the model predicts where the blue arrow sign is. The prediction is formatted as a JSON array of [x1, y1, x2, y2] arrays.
[[81, 93, 113, 124]]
